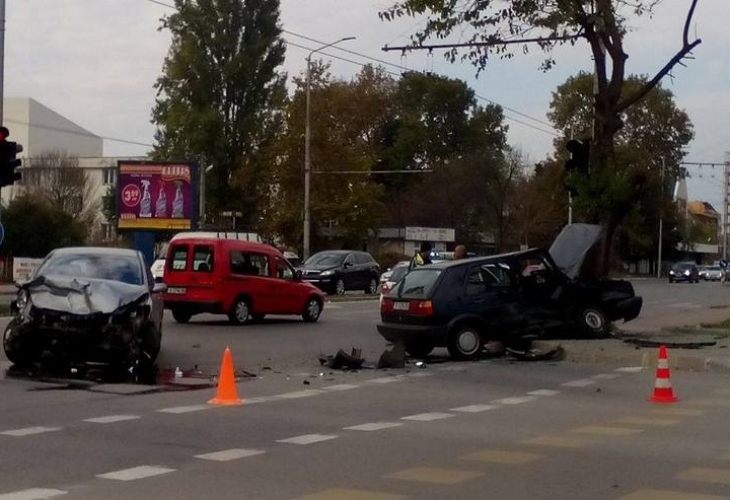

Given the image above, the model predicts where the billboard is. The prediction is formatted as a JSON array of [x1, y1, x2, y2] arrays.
[[117, 161, 196, 230]]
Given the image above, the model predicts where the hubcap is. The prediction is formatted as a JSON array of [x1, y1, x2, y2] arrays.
[[307, 300, 320, 319], [368, 279, 377, 294], [335, 280, 345, 295], [235, 301, 249, 322], [584, 310, 604, 330], [457, 329, 479, 354]]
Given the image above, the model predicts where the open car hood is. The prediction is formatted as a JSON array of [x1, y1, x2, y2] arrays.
[[548, 224, 604, 280], [21, 275, 147, 315]]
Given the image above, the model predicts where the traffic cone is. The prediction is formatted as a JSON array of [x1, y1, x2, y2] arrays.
[[208, 347, 243, 405], [649, 345, 678, 403]]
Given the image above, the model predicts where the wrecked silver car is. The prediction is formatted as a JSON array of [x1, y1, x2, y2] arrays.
[[3, 247, 166, 367]]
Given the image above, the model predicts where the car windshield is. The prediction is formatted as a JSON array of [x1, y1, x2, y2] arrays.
[[305, 253, 344, 266], [708, 266, 721, 271], [676, 263, 694, 270], [38, 253, 144, 285], [392, 268, 441, 298]]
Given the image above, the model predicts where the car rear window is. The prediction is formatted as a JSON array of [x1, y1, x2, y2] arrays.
[[193, 245, 214, 272], [391, 268, 441, 298], [170, 245, 188, 271]]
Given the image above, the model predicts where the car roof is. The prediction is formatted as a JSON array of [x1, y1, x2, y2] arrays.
[[51, 247, 141, 258], [421, 248, 540, 270], [311, 250, 359, 255]]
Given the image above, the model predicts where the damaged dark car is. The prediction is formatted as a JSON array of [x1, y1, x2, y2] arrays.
[[377, 224, 643, 360], [3, 247, 166, 368]]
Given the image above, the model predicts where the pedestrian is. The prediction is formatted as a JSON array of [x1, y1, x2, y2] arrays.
[[453, 244, 467, 260], [410, 241, 433, 270]]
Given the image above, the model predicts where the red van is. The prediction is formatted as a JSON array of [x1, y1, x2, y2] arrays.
[[162, 236, 325, 324]]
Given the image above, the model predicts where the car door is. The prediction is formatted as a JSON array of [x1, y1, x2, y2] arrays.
[[272, 255, 304, 313], [227, 250, 277, 314], [462, 263, 519, 332], [342, 252, 358, 290]]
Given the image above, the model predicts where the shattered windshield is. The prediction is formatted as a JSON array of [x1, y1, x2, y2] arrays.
[[38, 253, 144, 285]]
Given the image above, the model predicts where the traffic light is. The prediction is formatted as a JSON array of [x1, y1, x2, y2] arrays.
[[0, 126, 23, 188], [565, 139, 590, 174]]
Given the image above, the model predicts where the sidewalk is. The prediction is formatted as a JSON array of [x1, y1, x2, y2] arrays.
[[537, 305, 730, 373]]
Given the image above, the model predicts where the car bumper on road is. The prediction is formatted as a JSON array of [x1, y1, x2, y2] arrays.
[[376, 322, 446, 345], [616, 296, 643, 323]]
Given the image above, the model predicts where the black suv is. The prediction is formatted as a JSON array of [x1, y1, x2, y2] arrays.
[[377, 224, 642, 360], [298, 250, 381, 295], [668, 262, 700, 283]]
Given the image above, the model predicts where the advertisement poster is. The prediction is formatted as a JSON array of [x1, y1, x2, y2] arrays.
[[13, 257, 44, 283], [117, 162, 195, 230]]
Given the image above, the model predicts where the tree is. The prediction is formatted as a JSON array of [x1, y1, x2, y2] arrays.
[[2, 194, 87, 258], [152, 0, 287, 228], [20, 151, 100, 234], [381, 0, 702, 274]]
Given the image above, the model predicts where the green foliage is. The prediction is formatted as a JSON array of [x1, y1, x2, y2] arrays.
[[2, 194, 87, 258], [374, 250, 410, 272], [152, 0, 287, 229], [101, 184, 116, 225]]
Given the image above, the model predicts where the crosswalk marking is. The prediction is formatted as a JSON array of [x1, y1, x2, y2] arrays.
[[344, 422, 403, 432], [83, 415, 141, 424], [276, 434, 338, 445], [401, 412, 455, 422], [0, 427, 62, 437], [97, 465, 175, 481], [0, 488, 68, 500], [450, 404, 498, 413], [156, 405, 210, 414], [492, 396, 536, 405], [194, 449, 265, 461]]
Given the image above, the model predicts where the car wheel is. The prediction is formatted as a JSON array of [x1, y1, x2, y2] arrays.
[[405, 341, 434, 359], [447, 325, 482, 360], [334, 279, 346, 296], [3, 319, 34, 366], [365, 277, 378, 295], [228, 297, 250, 325], [172, 309, 192, 324], [577, 305, 609, 337], [302, 297, 322, 323]]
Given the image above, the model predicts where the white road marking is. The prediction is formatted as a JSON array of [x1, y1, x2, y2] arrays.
[[83, 415, 141, 424], [275, 390, 325, 399], [0, 488, 68, 500], [344, 422, 403, 431], [492, 396, 536, 405], [528, 390, 560, 396], [323, 384, 360, 391], [194, 449, 265, 461], [0, 427, 62, 437], [156, 404, 210, 414], [96, 465, 175, 481], [450, 404, 498, 413], [367, 377, 403, 384], [243, 396, 279, 404], [591, 374, 620, 380], [401, 412, 455, 422], [276, 434, 338, 445], [616, 366, 644, 373], [561, 379, 595, 388], [406, 372, 435, 378]]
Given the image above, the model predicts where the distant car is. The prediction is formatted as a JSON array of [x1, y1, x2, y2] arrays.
[[4, 247, 166, 367], [669, 262, 700, 283], [380, 261, 410, 287], [702, 265, 723, 281], [379, 261, 411, 300], [697, 265, 708, 280], [298, 250, 381, 295], [151, 257, 166, 282], [377, 224, 643, 360]]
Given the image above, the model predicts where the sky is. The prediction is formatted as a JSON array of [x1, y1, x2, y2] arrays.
[[5, 0, 728, 211]]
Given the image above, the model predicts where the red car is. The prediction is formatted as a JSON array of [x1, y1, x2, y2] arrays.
[[163, 236, 325, 324]]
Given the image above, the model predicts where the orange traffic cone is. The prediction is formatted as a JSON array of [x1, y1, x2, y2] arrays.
[[649, 345, 678, 403], [208, 347, 243, 405]]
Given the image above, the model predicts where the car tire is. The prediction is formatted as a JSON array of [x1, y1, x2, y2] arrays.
[[3, 319, 34, 366], [228, 297, 251, 325], [577, 305, 609, 337], [302, 297, 322, 323], [447, 325, 482, 360], [365, 277, 378, 295], [172, 309, 192, 324], [405, 341, 434, 359], [334, 279, 346, 296]]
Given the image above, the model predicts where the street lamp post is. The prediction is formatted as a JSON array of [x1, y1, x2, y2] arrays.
[[303, 36, 355, 261]]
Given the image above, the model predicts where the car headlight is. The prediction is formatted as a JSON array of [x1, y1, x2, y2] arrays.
[[684, 270, 690, 276], [669, 270, 674, 275], [16, 290, 29, 310], [320, 270, 335, 276]]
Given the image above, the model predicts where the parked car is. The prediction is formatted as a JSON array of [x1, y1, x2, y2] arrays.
[[380, 260, 410, 287], [163, 236, 325, 324], [380, 261, 411, 300], [298, 250, 381, 295], [668, 262, 700, 283], [377, 224, 643, 360], [697, 265, 708, 280], [3, 247, 166, 367], [701, 265, 723, 281]]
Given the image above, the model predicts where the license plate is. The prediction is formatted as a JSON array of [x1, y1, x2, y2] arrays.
[[167, 287, 187, 294], [393, 301, 410, 311]]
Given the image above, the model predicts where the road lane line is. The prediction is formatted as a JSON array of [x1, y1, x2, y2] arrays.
[[0, 488, 68, 500], [275, 390, 325, 399], [194, 449, 265, 461], [591, 374, 620, 380], [243, 396, 280, 404], [401, 412, 455, 422], [344, 422, 403, 431], [96, 465, 175, 481], [156, 405, 210, 414], [616, 367, 644, 373], [83, 415, 141, 424], [322, 384, 360, 391], [0, 427, 62, 437], [450, 404, 498, 413], [561, 379, 595, 387], [491, 396, 536, 405], [366, 377, 403, 384], [276, 434, 338, 445], [528, 389, 560, 396]]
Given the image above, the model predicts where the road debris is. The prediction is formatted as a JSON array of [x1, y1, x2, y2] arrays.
[[318, 348, 365, 370]]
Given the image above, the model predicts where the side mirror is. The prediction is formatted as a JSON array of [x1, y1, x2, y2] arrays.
[[343, 262, 353, 268], [152, 283, 168, 294]]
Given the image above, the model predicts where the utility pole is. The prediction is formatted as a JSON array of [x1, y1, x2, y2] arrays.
[[657, 157, 665, 278]]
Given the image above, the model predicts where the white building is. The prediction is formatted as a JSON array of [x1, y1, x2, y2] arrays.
[[1, 98, 148, 240]]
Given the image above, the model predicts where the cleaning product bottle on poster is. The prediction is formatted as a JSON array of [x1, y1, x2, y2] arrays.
[[155, 182, 167, 218], [139, 180, 152, 218], [172, 180, 184, 218]]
